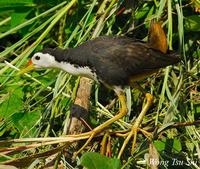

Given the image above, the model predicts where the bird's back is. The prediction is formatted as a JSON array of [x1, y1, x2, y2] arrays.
[[74, 36, 180, 86]]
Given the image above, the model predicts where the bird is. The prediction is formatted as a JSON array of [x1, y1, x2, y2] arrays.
[[19, 36, 179, 85], [18, 22, 180, 158]]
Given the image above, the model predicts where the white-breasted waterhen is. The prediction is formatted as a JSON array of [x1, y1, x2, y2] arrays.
[[18, 21, 180, 158]]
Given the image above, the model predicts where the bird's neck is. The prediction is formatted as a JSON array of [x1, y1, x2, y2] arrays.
[[52, 48, 97, 80], [58, 62, 97, 81], [52, 47, 89, 67]]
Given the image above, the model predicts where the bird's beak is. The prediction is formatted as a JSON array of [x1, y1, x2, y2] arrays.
[[18, 60, 35, 75]]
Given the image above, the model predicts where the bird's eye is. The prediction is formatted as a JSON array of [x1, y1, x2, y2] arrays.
[[35, 56, 40, 60]]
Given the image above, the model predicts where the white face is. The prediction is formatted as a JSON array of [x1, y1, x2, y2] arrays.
[[31, 52, 57, 68], [31, 52, 97, 81]]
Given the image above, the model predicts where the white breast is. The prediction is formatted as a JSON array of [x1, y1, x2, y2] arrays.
[[59, 62, 97, 81]]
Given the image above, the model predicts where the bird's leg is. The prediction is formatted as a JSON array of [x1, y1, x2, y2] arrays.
[[73, 88, 127, 156], [131, 93, 153, 153], [118, 92, 153, 159]]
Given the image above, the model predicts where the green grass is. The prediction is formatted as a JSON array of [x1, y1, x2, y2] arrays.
[[0, 0, 199, 168]]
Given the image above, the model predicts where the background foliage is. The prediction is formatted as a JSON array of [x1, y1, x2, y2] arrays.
[[0, 0, 199, 168]]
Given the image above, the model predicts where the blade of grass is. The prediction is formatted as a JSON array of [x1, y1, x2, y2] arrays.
[[0, 14, 56, 59], [0, 0, 77, 76], [0, 1, 67, 39]]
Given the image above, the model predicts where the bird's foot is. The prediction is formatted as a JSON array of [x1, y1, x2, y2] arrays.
[[117, 93, 153, 159], [117, 125, 152, 158], [73, 110, 127, 157], [72, 130, 96, 158]]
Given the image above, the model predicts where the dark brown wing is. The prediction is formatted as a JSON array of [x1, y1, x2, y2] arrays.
[[82, 36, 179, 86]]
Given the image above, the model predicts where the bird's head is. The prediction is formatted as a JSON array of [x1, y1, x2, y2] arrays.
[[31, 52, 57, 68], [18, 49, 57, 74]]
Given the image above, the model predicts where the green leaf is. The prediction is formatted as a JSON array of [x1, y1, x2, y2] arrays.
[[80, 152, 121, 169], [146, 5, 154, 18], [0, 0, 34, 7], [0, 87, 24, 118], [185, 15, 200, 32], [0, 86, 25, 136], [172, 139, 182, 153], [0, 0, 35, 15], [11, 10, 31, 28], [154, 138, 182, 153], [154, 140, 166, 152], [135, 4, 150, 19], [11, 111, 41, 137]]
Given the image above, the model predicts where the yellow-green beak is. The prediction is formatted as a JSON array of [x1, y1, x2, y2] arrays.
[[17, 60, 35, 75]]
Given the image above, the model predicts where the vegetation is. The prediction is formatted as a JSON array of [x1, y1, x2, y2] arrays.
[[0, 0, 199, 168]]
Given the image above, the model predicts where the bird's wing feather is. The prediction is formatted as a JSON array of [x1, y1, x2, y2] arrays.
[[89, 36, 178, 71], [69, 36, 179, 86]]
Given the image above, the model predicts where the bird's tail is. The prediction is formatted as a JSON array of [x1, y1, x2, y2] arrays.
[[148, 19, 181, 64], [148, 19, 168, 54]]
